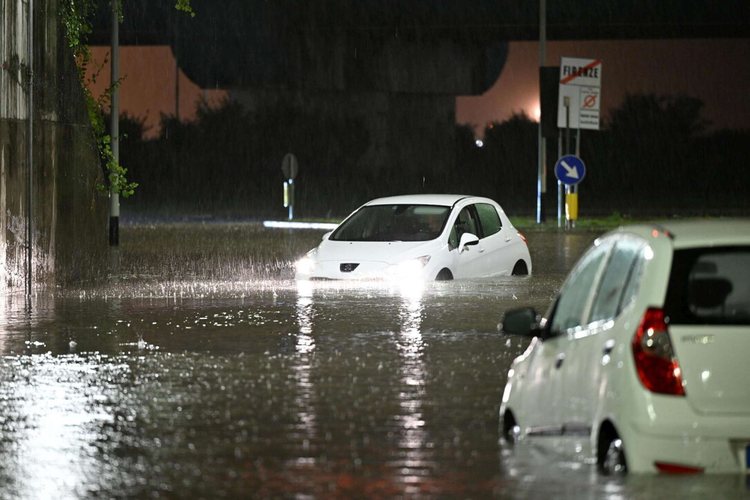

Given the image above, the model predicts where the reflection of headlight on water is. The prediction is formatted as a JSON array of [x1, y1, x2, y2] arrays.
[[386, 255, 431, 280]]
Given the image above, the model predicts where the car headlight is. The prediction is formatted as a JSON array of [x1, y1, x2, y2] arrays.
[[295, 250, 317, 275], [387, 255, 431, 279]]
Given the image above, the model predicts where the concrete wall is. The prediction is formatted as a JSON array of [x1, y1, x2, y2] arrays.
[[0, 0, 108, 292]]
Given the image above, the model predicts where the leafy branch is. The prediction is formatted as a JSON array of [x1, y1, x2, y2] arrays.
[[61, 0, 194, 198]]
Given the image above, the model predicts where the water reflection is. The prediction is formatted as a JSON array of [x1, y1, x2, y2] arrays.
[[293, 280, 318, 466], [393, 286, 431, 494], [3, 227, 744, 498], [4, 356, 114, 499], [295, 280, 316, 355]]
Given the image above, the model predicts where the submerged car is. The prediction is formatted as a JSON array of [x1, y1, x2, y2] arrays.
[[295, 194, 531, 281], [499, 220, 750, 474]]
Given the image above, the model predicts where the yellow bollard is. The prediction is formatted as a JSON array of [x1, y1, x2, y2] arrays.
[[566, 191, 578, 221]]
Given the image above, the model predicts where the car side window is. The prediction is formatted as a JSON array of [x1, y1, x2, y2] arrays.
[[549, 241, 610, 334], [449, 206, 480, 249], [589, 238, 644, 323], [475, 203, 502, 238], [616, 243, 647, 315]]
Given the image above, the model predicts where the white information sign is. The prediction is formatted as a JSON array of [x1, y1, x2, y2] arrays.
[[557, 57, 602, 130]]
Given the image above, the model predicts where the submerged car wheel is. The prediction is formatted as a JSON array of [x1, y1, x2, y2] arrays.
[[599, 434, 627, 475], [511, 260, 529, 276], [435, 268, 453, 281], [502, 411, 520, 444]]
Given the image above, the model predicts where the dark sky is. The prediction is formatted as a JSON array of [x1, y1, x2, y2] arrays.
[[88, 37, 749, 139], [457, 38, 750, 136]]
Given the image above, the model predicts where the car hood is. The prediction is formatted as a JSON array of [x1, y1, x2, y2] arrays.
[[315, 239, 438, 263]]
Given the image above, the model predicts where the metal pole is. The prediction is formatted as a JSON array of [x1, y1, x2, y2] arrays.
[[535, 0, 546, 224], [288, 179, 294, 220], [536, 0, 546, 224], [571, 126, 581, 227], [564, 98, 571, 230], [109, 1, 120, 246], [25, 0, 34, 300], [557, 129, 563, 227]]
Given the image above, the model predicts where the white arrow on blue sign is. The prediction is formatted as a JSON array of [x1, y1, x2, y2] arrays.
[[554, 154, 586, 185]]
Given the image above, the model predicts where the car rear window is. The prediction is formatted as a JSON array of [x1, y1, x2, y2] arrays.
[[664, 247, 750, 325]]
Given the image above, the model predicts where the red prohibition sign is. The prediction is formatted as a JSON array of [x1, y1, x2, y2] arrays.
[[582, 94, 598, 108]]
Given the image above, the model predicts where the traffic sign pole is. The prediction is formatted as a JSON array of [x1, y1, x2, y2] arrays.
[[281, 153, 299, 220], [553, 154, 585, 230]]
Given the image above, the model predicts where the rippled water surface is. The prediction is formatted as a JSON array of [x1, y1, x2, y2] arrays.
[[0, 223, 747, 498]]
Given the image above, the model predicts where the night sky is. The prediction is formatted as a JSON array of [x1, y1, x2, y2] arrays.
[[457, 38, 750, 136], [89, 36, 750, 140]]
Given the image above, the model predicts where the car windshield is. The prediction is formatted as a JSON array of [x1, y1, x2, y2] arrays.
[[330, 204, 450, 242]]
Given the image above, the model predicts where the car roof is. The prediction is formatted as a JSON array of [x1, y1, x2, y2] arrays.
[[613, 219, 750, 249], [363, 194, 484, 207]]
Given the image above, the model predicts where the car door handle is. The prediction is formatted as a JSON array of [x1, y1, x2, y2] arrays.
[[505, 236, 512, 242], [555, 353, 565, 369], [602, 339, 615, 356]]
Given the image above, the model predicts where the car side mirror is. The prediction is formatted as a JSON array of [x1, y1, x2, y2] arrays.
[[459, 232, 479, 252], [501, 307, 541, 337]]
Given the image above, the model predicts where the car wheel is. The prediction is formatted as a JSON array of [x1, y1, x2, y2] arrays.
[[502, 411, 520, 444], [435, 268, 453, 281], [599, 435, 627, 475], [511, 261, 528, 276]]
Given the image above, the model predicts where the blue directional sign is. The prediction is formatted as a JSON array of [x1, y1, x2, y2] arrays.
[[554, 155, 586, 185]]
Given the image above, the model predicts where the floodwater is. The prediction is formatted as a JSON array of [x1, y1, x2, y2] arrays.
[[0, 223, 747, 499]]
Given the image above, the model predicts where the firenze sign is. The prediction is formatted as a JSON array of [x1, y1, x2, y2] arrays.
[[557, 57, 602, 131]]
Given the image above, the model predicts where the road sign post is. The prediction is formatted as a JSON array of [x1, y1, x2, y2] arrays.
[[557, 57, 602, 229], [281, 153, 298, 221], [554, 154, 586, 229]]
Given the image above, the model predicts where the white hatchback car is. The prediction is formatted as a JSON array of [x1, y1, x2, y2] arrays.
[[295, 194, 531, 281], [499, 220, 750, 474]]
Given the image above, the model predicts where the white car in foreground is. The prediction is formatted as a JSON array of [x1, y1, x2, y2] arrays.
[[499, 220, 750, 474], [295, 194, 531, 281]]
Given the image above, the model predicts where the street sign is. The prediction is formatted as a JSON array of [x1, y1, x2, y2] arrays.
[[554, 155, 586, 185], [557, 57, 602, 130], [281, 153, 298, 180]]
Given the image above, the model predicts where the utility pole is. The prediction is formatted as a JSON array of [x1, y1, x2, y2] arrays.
[[109, 1, 120, 246], [25, 0, 34, 300], [536, 0, 546, 224]]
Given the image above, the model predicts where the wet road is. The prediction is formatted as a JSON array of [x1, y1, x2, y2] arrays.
[[0, 223, 747, 498]]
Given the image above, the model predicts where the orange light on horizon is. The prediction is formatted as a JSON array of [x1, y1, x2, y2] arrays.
[[85, 46, 228, 139], [530, 101, 541, 122]]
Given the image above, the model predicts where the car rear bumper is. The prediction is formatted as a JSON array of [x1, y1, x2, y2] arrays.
[[620, 406, 750, 473], [622, 428, 749, 473]]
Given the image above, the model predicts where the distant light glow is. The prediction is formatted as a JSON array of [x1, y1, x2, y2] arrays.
[[531, 103, 541, 122], [263, 220, 338, 230], [475, 139, 484, 148]]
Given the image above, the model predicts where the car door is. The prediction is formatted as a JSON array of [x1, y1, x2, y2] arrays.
[[559, 235, 647, 448], [528, 240, 611, 437], [450, 205, 485, 278], [473, 202, 515, 276], [451, 202, 513, 278]]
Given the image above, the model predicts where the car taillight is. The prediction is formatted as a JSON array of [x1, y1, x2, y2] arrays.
[[631, 308, 685, 396], [654, 462, 704, 474]]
